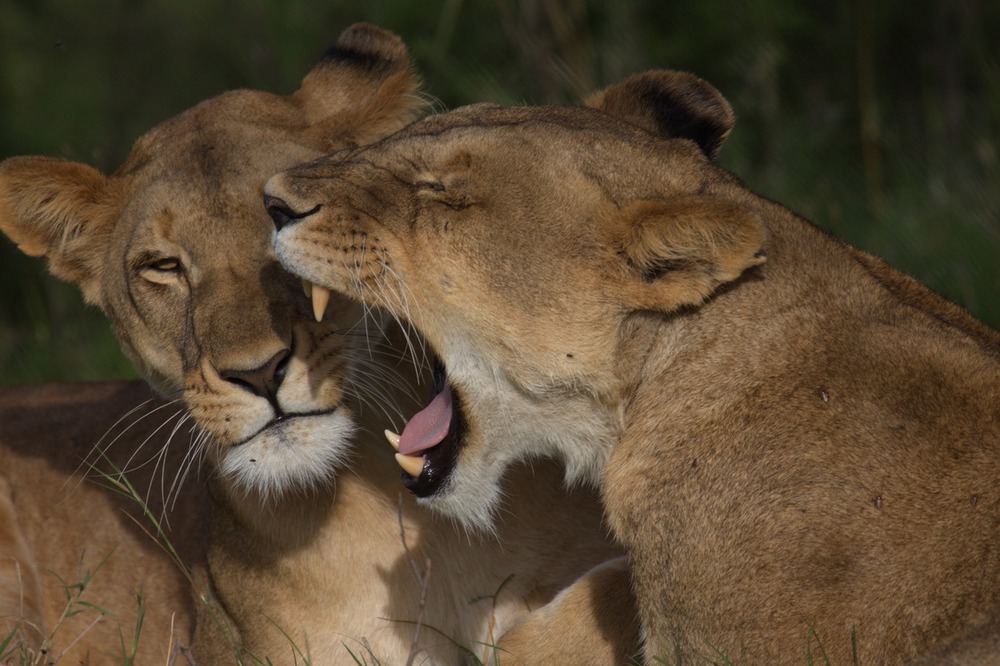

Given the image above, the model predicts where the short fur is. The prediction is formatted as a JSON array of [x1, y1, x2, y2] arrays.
[[268, 70, 1000, 663], [0, 381, 208, 664], [0, 25, 621, 663], [496, 557, 640, 665]]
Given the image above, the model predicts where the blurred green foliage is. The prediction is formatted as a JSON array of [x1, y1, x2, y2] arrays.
[[1, 0, 997, 385]]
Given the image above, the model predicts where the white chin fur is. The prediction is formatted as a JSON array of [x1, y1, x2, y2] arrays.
[[218, 410, 355, 500], [420, 459, 508, 534]]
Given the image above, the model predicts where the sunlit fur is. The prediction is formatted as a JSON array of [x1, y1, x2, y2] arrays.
[[269, 69, 1000, 664]]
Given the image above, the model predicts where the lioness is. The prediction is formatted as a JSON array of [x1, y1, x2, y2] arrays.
[[0, 24, 623, 663], [266, 69, 1000, 663]]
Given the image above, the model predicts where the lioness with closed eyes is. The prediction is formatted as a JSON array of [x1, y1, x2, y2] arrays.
[[267, 70, 1000, 663]]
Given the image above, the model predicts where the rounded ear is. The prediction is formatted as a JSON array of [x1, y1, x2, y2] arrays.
[[585, 70, 734, 159], [604, 195, 766, 313], [0, 156, 119, 306], [296, 23, 426, 150]]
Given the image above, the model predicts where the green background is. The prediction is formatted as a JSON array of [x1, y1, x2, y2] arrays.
[[1, 0, 997, 385]]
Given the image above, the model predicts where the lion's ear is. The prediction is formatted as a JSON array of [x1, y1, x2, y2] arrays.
[[585, 70, 734, 158], [0, 156, 119, 305], [605, 195, 766, 313], [295, 23, 425, 149]]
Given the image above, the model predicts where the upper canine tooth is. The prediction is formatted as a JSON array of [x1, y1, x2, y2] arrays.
[[311, 283, 331, 322], [384, 429, 401, 451], [302, 278, 312, 298], [395, 453, 425, 477]]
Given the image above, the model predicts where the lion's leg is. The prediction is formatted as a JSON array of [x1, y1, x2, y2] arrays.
[[0, 477, 45, 651], [494, 557, 642, 665]]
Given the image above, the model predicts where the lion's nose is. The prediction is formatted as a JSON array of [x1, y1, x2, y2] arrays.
[[220, 348, 291, 404], [264, 194, 322, 231]]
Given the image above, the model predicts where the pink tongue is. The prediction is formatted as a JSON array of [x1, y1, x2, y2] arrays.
[[398, 385, 453, 455]]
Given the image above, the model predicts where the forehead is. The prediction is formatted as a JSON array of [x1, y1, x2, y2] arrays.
[[390, 104, 650, 149], [120, 90, 314, 178], [363, 103, 706, 202], [371, 104, 675, 182], [115, 100, 322, 249]]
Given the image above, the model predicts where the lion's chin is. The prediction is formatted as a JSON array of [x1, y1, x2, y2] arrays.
[[217, 410, 356, 501]]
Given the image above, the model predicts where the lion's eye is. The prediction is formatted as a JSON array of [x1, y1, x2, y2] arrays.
[[139, 257, 184, 284], [149, 258, 180, 272]]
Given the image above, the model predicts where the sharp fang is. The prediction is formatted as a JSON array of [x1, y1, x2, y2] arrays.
[[311, 283, 331, 322], [384, 429, 401, 451], [395, 453, 425, 477], [301, 279, 311, 298]]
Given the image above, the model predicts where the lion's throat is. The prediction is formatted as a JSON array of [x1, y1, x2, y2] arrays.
[[398, 385, 453, 455]]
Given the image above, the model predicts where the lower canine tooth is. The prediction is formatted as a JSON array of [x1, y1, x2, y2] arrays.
[[384, 430, 401, 451], [395, 453, 425, 477], [311, 283, 331, 322]]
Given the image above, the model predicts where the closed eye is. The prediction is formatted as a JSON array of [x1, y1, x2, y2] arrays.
[[137, 256, 184, 285], [416, 178, 445, 192], [149, 258, 180, 272]]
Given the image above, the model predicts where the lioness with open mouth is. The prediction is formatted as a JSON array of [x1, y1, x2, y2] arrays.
[[0, 24, 626, 663], [267, 69, 1000, 663]]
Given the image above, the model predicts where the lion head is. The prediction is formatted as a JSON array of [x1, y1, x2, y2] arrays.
[[266, 70, 765, 526], [0, 24, 425, 502]]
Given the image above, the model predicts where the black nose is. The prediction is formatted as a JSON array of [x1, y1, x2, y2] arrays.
[[264, 194, 322, 231], [220, 348, 291, 403]]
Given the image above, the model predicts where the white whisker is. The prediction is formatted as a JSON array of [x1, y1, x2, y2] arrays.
[[61, 398, 184, 503], [167, 418, 206, 516]]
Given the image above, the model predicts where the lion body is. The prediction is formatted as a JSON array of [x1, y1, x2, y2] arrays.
[[269, 70, 1000, 663], [0, 381, 204, 664], [0, 25, 620, 664]]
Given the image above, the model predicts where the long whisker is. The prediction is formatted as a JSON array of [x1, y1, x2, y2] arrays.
[[70, 397, 156, 478], [61, 398, 184, 503], [116, 405, 188, 480], [166, 417, 206, 516], [357, 245, 418, 369], [343, 371, 409, 426], [376, 257, 429, 373], [153, 411, 200, 523]]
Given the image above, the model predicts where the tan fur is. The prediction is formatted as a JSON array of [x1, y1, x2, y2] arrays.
[[0, 25, 620, 663], [496, 557, 642, 665], [0, 381, 207, 664], [268, 69, 1000, 664]]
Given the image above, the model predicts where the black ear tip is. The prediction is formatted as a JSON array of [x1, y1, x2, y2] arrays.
[[639, 72, 733, 158], [319, 23, 406, 74], [590, 70, 735, 159]]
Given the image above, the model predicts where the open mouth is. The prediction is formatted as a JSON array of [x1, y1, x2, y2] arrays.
[[302, 278, 461, 496], [385, 358, 463, 497]]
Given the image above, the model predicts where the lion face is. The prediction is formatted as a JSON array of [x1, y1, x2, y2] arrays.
[[268, 71, 766, 526], [0, 24, 424, 500]]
